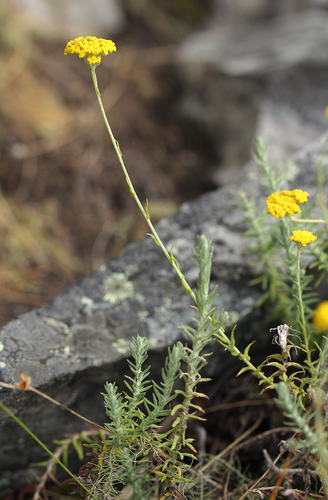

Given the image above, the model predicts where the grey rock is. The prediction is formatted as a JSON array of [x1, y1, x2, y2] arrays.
[[9, 0, 125, 39], [0, 132, 326, 488], [180, 10, 328, 75], [212, 0, 321, 20], [177, 9, 328, 169]]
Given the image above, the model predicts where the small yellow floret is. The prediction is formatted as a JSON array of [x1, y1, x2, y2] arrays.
[[64, 36, 116, 67], [290, 230, 317, 247], [312, 300, 328, 330], [266, 189, 309, 219]]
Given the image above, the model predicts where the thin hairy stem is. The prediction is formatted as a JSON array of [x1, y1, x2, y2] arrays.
[[0, 380, 107, 431], [90, 66, 195, 300], [289, 217, 325, 223], [0, 402, 98, 500], [295, 246, 311, 365]]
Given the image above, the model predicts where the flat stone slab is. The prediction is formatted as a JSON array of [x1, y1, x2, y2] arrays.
[[176, 9, 328, 169], [178, 10, 328, 76], [0, 133, 326, 488]]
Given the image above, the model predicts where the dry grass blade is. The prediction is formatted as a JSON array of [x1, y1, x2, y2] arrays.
[[200, 410, 264, 474]]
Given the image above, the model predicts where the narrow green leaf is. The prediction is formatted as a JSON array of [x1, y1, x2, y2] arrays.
[[170, 434, 180, 450], [244, 341, 256, 359], [171, 403, 185, 415], [72, 435, 84, 460], [172, 416, 181, 428], [266, 362, 287, 371], [62, 445, 68, 466], [237, 366, 253, 377]]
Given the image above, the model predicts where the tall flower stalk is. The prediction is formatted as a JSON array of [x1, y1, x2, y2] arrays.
[[89, 66, 194, 298], [65, 37, 195, 299]]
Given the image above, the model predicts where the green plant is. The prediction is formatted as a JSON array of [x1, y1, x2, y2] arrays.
[[227, 137, 328, 497], [2, 36, 328, 500], [60, 39, 328, 498], [95, 235, 229, 498]]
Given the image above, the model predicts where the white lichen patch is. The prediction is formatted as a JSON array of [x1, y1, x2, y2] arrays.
[[154, 297, 173, 318], [49, 346, 71, 357], [43, 317, 71, 337], [103, 272, 144, 304], [0, 361, 5, 368], [125, 264, 138, 277], [137, 310, 149, 319], [147, 339, 158, 350], [112, 338, 132, 354], [163, 297, 172, 309], [103, 273, 134, 303], [81, 296, 94, 306], [228, 310, 240, 324], [0, 342, 3, 351]]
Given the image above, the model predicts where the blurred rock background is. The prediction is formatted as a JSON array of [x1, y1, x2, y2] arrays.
[[0, 0, 328, 324]]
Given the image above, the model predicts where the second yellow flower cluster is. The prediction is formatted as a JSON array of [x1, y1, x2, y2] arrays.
[[266, 189, 308, 219], [266, 189, 316, 248], [290, 230, 317, 247]]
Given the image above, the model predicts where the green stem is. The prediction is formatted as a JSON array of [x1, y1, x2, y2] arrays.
[[289, 217, 326, 224], [295, 246, 311, 365], [0, 402, 98, 500], [90, 66, 195, 301], [214, 330, 273, 386]]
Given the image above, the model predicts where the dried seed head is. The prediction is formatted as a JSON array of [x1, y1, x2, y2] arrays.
[[278, 440, 289, 455]]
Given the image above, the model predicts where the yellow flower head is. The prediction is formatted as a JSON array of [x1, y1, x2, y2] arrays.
[[290, 229, 317, 247], [266, 189, 309, 219], [312, 300, 328, 331], [64, 36, 116, 67]]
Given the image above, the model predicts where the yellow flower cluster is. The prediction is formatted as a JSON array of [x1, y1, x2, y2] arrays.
[[266, 189, 309, 219], [290, 230, 317, 247], [312, 300, 328, 330], [64, 36, 116, 66]]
